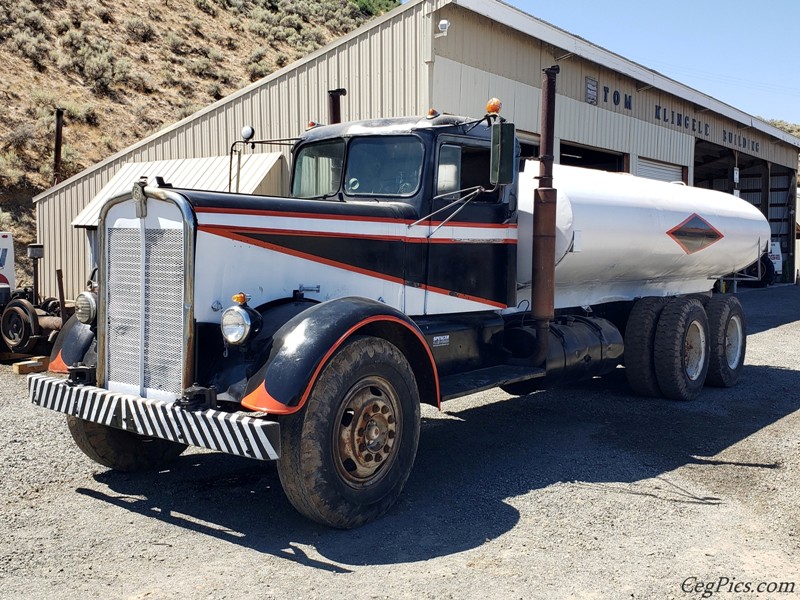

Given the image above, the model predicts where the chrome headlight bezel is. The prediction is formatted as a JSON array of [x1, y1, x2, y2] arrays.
[[75, 291, 97, 324], [220, 305, 252, 345]]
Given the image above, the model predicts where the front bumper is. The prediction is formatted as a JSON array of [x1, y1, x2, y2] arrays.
[[28, 375, 281, 461]]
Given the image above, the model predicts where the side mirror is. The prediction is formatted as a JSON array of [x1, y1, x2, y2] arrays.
[[490, 122, 515, 185]]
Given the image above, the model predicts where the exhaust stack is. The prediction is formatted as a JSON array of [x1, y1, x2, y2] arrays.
[[327, 88, 347, 124], [53, 107, 65, 185], [530, 65, 560, 365]]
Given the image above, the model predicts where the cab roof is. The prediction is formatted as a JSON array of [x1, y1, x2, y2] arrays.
[[298, 114, 494, 144]]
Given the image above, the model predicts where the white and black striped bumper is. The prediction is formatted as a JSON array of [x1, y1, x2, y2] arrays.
[[28, 375, 281, 461]]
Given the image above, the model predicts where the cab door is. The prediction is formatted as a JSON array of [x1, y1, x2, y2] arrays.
[[423, 138, 517, 314]]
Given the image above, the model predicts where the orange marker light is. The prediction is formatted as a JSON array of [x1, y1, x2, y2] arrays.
[[426, 108, 440, 119], [307, 121, 318, 129], [486, 97, 502, 114], [231, 292, 248, 305]]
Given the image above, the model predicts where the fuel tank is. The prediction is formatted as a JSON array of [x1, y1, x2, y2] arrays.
[[516, 160, 770, 309]]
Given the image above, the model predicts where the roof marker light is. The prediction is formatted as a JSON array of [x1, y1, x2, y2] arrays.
[[486, 98, 502, 115]]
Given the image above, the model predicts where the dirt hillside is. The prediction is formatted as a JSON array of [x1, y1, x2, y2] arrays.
[[0, 0, 396, 285]]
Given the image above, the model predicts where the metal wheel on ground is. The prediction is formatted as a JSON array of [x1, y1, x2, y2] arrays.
[[1, 298, 40, 353], [745, 254, 775, 287], [705, 294, 746, 387], [277, 335, 420, 529], [66, 416, 187, 472], [623, 297, 669, 397], [653, 298, 710, 401]]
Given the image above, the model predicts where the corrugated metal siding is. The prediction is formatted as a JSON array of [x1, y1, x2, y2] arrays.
[[72, 153, 283, 229], [436, 4, 542, 88], [432, 57, 541, 132], [712, 178, 729, 192], [35, 1, 432, 298]]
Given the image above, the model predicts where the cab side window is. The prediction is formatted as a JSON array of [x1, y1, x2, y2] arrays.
[[437, 144, 461, 197], [436, 143, 499, 202]]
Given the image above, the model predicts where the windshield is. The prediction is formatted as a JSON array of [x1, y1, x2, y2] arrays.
[[291, 140, 345, 198], [343, 136, 424, 196]]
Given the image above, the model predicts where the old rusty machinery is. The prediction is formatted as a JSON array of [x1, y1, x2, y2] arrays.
[[0, 244, 66, 355]]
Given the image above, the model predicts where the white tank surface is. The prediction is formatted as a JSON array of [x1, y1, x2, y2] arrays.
[[516, 160, 770, 310]]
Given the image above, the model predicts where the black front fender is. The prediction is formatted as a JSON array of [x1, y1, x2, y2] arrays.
[[49, 314, 96, 373], [241, 297, 437, 413]]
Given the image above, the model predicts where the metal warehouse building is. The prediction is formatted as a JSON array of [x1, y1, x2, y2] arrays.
[[34, 0, 800, 296]]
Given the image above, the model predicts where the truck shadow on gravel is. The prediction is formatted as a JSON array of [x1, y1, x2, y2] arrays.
[[738, 285, 799, 335], [78, 361, 799, 569]]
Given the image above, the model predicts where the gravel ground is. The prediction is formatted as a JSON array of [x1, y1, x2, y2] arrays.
[[1, 286, 799, 600]]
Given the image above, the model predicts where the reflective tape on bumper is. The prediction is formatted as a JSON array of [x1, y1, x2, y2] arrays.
[[28, 374, 281, 461]]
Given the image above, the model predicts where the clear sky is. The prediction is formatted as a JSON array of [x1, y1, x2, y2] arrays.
[[432, 0, 800, 124]]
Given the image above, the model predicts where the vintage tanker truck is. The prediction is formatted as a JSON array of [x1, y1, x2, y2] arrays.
[[30, 69, 770, 528]]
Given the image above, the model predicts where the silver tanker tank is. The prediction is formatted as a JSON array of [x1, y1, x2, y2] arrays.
[[516, 160, 771, 310]]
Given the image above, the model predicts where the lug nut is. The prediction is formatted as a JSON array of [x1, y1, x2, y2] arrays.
[[381, 406, 389, 414], [364, 454, 373, 462], [373, 404, 380, 413], [388, 430, 396, 439]]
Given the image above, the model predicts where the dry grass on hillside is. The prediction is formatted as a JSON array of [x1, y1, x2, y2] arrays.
[[0, 0, 394, 192], [0, 0, 396, 284]]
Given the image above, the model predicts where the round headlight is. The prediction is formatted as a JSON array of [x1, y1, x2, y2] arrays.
[[221, 306, 252, 345], [75, 292, 97, 324]]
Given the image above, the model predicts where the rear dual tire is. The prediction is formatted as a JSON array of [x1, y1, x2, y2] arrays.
[[625, 294, 745, 400], [705, 295, 746, 387], [653, 298, 710, 401], [624, 297, 668, 397]]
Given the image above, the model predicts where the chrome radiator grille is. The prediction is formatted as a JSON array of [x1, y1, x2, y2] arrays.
[[106, 227, 185, 397]]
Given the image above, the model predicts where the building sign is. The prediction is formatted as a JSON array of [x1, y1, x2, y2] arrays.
[[654, 105, 711, 138], [604, 86, 632, 110], [585, 78, 632, 110], [586, 79, 765, 156], [721, 128, 760, 153], [654, 105, 760, 153]]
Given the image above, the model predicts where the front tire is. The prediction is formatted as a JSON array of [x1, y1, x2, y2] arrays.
[[66, 416, 187, 472], [654, 298, 710, 401], [705, 295, 746, 387], [277, 336, 421, 529]]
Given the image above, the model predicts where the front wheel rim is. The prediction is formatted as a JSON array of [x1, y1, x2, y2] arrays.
[[333, 376, 401, 488], [724, 315, 744, 369], [684, 320, 707, 381]]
